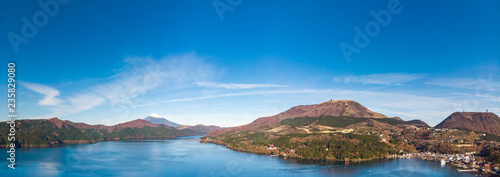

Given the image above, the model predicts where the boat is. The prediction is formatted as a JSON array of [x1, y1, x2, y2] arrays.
[[440, 159, 446, 166], [457, 169, 477, 172]]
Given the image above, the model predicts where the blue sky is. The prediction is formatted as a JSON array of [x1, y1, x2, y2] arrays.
[[1, 0, 498, 127]]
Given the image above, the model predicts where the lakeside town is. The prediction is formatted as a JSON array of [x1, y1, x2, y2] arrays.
[[391, 152, 498, 176]]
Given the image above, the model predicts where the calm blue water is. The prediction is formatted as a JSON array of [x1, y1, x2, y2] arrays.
[[1, 136, 476, 177]]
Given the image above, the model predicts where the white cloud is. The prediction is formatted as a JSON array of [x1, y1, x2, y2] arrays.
[[21, 81, 64, 106], [490, 108, 500, 113], [43, 93, 106, 118], [452, 92, 500, 102], [333, 73, 425, 85], [195, 82, 287, 89], [131, 89, 317, 108], [68, 93, 105, 111], [93, 53, 215, 105], [21, 81, 106, 117], [426, 76, 500, 91]]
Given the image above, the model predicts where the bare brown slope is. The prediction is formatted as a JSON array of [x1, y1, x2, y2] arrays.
[[435, 112, 500, 135], [206, 100, 387, 137], [300, 100, 387, 118], [206, 104, 315, 136]]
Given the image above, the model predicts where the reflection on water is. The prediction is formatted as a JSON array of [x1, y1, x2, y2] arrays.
[[1, 136, 475, 177]]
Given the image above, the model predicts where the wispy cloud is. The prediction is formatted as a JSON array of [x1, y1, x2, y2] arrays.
[[131, 89, 317, 108], [452, 92, 500, 102], [195, 82, 287, 89], [21, 81, 106, 117], [21, 81, 65, 106], [68, 93, 105, 111], [93, 53, 215, 105], [43, 93, 106, 117], [23, 53, 216, 118], [426, 76, 500, 91], [333, 73, 425, 85], [162, 112, 278, 127]]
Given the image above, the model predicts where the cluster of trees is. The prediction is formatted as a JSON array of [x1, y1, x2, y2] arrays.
[[316, 116, 366, 127], [281, 115, 426, 128], [281, 117, 320, 128], [280, 115, 367, 128], [295, 133, 394, 159], [372, 118, 426, 126], [480, 146, 500, 164], [218, 131, 395, 160], [253, 133, 394, 160], [482, 133, 500, 142], [0, 119, 95, 147]]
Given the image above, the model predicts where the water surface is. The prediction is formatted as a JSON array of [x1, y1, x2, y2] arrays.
[[1, 136, 476, 176]]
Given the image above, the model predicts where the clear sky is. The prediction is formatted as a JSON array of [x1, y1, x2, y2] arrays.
[[1, 0, 498, 127]]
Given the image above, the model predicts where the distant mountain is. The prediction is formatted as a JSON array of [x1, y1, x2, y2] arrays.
[[144, 113, 182, 127], [0, 117, 198, 148], [435, 112, 500, 135], [143, 113, 223, 134], [206, 100, 392, 137], [177, 124, 223, 134]]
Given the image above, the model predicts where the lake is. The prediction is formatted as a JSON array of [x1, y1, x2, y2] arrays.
[[2, 136, 476, 177]]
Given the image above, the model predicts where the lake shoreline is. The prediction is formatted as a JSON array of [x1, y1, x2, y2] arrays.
[[200, 138, 495, 176], [199, 138, 383, 162], [0, 134, 205, 149]]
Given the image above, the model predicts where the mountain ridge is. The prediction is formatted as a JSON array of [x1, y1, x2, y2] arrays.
[[1, 117, 200, 148], [206, 100, 392, 137], [435, 112, 500, 135], [49, 117, 163, 133]]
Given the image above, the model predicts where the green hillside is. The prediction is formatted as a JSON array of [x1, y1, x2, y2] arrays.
[[281, 115, 427, 128], [0, 119, 197, 147]]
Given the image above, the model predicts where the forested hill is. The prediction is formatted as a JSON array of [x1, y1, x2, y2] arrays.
[[0, 118, 198, 148], [201, 100, 432, 160]]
